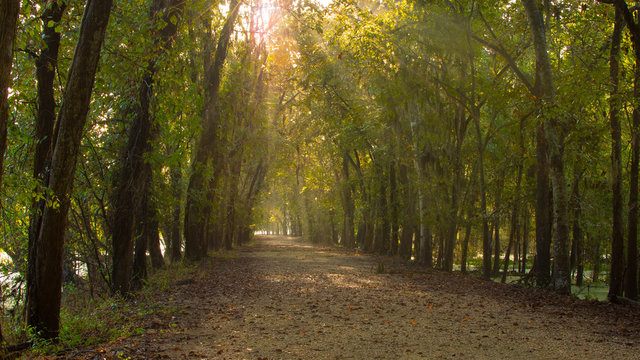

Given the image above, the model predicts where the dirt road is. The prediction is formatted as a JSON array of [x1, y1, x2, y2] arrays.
[[65, 235, 640, 359]]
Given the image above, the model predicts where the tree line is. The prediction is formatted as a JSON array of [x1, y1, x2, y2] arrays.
[[0, 0, 639, 347]]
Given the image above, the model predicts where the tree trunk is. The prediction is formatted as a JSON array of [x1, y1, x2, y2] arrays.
[[608, 7, 625, 299], [627, 16, 640, 301], [460, 212, 473, 274], [502, 152, 523, 283], [398, 163, 414, 260], [341, 152, 355, 248], [147, 201, 164, 269], [169, 160, 183, 263], [27, 0, 66, 333], [521, 207, 529, 274], [492, 188, 502, 277], [27, 0, 113, 339], [184, 0, 240, 260], [522, 0, 571, 295], [389, 160, 399, 255], [111, 0, 183, 295], [571, 163, 584, 288], [0, 0, 19, 187], [473, 112, 491, 279]]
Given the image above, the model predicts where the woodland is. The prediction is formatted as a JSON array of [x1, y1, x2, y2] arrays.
[[1, 0, 640, 356]]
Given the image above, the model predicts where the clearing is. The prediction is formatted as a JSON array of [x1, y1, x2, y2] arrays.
[[58, 235, 640, 359]]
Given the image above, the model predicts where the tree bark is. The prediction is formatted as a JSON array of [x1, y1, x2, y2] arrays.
[[184, 0, 240, 260], [522, 0, 571, 295], [111, 0, 183, 295], [398, 163, 414, 260], [608, 6, 625, 299], [28, 0, 113, 339], [626, 9, 640, 301], [341, 152, 355, 248], [492, 180, 503, 277], [169, 160, 183, 263], [0, 0, 19, 187], [27, 0, 66, 333], [571, 164, 584, 287], [389, 159, 399, 255]]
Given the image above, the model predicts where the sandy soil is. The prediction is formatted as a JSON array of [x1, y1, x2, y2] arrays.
[[59, 235, 640, 359]]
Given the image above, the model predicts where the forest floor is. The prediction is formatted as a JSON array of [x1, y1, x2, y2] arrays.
[[54, 235, 640, 359]]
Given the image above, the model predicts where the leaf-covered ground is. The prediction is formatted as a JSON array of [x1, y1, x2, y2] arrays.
[[57, 235, 640, 359]]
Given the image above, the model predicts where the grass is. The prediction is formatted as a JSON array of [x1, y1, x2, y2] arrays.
[[3, 262, 198, 356]]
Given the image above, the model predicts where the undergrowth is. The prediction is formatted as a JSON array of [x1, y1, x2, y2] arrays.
[[6, 262, 197, 357]]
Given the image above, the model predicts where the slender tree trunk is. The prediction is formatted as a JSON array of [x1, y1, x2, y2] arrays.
[[0, 0, 19, 188], [169, 160, 183, 263], [184, 0, 240, 260], [502, 153, 523, 283], [28, 0, 113, 339], [571, 162, 584, 288], [608, 7, 625, 299], [341, 152, 355, 248], [147, 200, 164, 269], [390, 159, 399, 255], [492, 183, 502, 277], [521, 207, 529, 274], [473, 112, 491, 279], [398, 163, 414, 260], [460, 210, 473, 274]]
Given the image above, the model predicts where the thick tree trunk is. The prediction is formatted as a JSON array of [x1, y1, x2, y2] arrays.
[[28, 0, 113, 339], [184, 0, 240, 260], [627, 21, 640, 301], [523, 0, 571, 295], [27, 0, 66, 332]]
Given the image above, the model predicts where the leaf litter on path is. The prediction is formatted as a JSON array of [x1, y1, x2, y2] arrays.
[[56, 235, 640, 359]]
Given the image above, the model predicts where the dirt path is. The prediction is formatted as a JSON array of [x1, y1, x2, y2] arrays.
[[66, 235, 640, 359]]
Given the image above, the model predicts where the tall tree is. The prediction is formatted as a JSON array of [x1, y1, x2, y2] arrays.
[[0, 0, 20, 187], [27, 0, 114, 339], [111, 0, 184, 296], [27, 0, 67, 331], [607, 6, 625, 299], [184, 0, 240, 260], [522, 0, 571, 294]]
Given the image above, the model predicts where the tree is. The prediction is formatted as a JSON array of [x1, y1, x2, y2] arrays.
[[184, 0, 241, 260], [521, 0, 571, 294], [111, 0, 184, 296], [0, 0, 19, 189], [27, 0, 113, 339]]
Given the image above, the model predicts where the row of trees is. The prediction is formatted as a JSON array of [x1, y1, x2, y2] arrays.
[[3, 0, 640, 346], [260, 0, 640, 303], [2, 0, 276, 341]]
